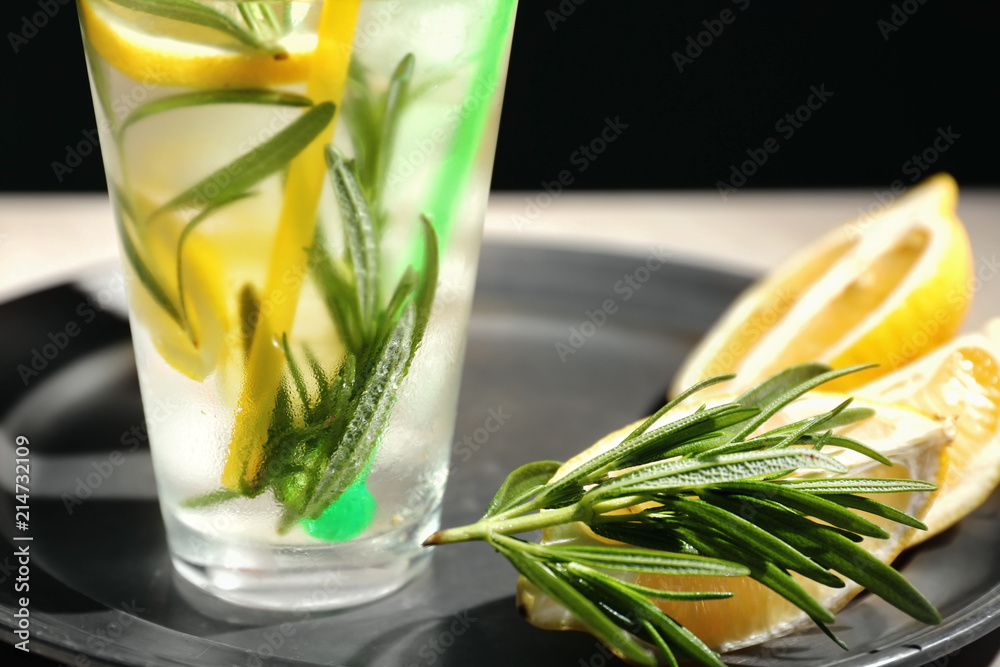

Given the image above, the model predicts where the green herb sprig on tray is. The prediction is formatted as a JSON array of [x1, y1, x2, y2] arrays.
[[424, 363, 941, 667]]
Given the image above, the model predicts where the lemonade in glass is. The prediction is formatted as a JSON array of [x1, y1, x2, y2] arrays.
[[77, 0, 517, 609]]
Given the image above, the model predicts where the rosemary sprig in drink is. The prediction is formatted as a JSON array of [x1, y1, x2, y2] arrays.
[[424, 364, 942, 666], [90, 1, 432, 532], [183, 146, 439, 534]]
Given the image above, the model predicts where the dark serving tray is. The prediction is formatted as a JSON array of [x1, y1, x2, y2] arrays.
[[2, 243, 999, 667]]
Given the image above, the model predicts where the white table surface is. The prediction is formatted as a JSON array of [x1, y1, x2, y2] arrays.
[[2, 189, 999, 667]]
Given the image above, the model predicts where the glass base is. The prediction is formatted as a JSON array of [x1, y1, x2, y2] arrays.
[[167, 508, 439, 611]]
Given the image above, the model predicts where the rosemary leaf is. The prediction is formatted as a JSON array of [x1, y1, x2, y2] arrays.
[[310, 234, 364, 353], [774, 478, 938, 494], [122, 90, 312, 131], [103, 0, 280, 53], [528, 543, 750, 578], [624, 373, 736, 443], [302, 345, 330, 413], [424, 362, 944, 666], [327, 147, 378, 330], [640, 619, 680, 667], [492, 535, 658, 667], [281, 333, 311, 412], [567, 562, 726, 667], [821, 494, 930, 531], [800, 433, 893, 466], [483, 460, 563, 519], [110, 186, 182, 324], [589, 523, 690, 555], [563, 564, 732, 602], [656, 496, 842, 587], [372, 54, 414, 212], [302, 304, 416, 519], [179, 488, 241, 508], [539, 403, 756, 506], [710, 492, 940, 624], [238, 283, 260, 358], [586, 449, 848, 502], [156, 102, 335, 217], [412, 215, 439, 348], [705, 482, 890, 539], [377, 267, 418, 344], [768, 406, 877, 436], [766, 398, 854, 450], [626, 407, 761, 465], [724, 363, 876, 444], [671, 523, 839, 628]]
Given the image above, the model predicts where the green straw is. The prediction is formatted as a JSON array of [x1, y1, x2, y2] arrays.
[[418, 0, 518, 255]]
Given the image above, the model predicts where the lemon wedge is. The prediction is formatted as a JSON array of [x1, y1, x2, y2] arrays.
[[671, 174, 973, 396], [858, 320, 1000, 543]]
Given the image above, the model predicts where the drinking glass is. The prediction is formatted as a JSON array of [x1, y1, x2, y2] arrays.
[[76, 0, 517, 610]]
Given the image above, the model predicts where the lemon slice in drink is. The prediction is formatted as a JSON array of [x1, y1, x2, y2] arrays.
[[671, 174, 973, 396], [518, 394, 952, 655], [126, 200, 232, 382], [79, 0, 315, 88], [858, 320, 1000, 543]]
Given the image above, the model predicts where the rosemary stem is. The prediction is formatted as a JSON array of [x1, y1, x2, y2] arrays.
[[424, 504, 577, 545], [424, 495, 649, 545]]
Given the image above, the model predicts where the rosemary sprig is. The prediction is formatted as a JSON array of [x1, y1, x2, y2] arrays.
[[424, 363, 941, 666], [344, 54, 416, 231], [178, 54, 431, 530], [185, 149, 439, 531]]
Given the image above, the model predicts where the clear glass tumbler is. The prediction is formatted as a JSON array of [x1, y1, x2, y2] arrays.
[[76, 0, 517, 610]]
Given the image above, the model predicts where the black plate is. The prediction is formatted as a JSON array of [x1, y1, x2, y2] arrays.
[[2, 243, 999, 667]]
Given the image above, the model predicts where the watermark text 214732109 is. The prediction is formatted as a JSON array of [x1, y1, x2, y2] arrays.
[[11, 435, 32, 652]]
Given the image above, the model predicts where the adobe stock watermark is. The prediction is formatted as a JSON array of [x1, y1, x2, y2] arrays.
[[556, 245, 671, 363], [512, 116, 629, 233], [329, 0, 401, 59], [699, 286, 797, 379], [51, 65, 171, 183], [884, 253, 1000, 370], [386, 70, 502, 191], [671, 0, 752, 73], [16, 271, 126, 386], [61, 395, 179, 515], [7, 0, 71, 54], [69, 600, 146, 667], [175, 106, 304, 212], [51, 128, 102, 184], [545, 0, 588, 31], [403, 611, 478, 666], [877, 0, 931, 41], [716, 84, 834, 200], [452, 406, 513, 464], [924, 648, 962, 666], [241, 622, 299, 667], [844, 126, 960, 240], [576, 637, 623, 667]]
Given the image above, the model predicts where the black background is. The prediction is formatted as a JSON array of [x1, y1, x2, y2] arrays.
[[0, 0, 997, 193]]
